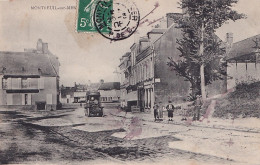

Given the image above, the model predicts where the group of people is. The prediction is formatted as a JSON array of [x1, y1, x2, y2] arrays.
[[153, 101, 175, 122], [153, 95, 203, 122]]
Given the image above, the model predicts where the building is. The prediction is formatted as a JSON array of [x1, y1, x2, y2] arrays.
[[98, 82, 120, 103], [119, 52, 133, 108], [0, 39, 60, 110], [119, 13, 191, 112], [119, 13, 227, 113], [226, 34, 260, 89], [73, 83, 87, 103], [60, 86, 75, 104], [60, 82, 88, 103]]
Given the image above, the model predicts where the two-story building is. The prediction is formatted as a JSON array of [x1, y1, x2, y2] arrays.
[[0, 39, 60, 110]]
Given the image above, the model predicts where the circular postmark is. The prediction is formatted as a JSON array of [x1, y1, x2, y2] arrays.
[[93, 0, 140, 41]]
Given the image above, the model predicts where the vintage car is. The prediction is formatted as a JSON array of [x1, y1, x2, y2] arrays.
[[85, 91, 104, 117]]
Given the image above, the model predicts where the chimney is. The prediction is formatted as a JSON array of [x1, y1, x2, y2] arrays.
[[226, 33, 233, 53], [166, 13, 183, 28], [147, 29, 165, 43], [36, 39, 43, 52], [42, 43, 48, 54], [226, 33, 233, 45], [134, 31, 140, 44]]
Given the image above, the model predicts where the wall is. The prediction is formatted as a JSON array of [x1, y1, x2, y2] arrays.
[[0, 76, 58, 110], [99, 89, 120, 102], [32, 76, 58, 110], [227, 62, 260, 90], [153, 25, 190, 105], [120, 88, 127, 107]]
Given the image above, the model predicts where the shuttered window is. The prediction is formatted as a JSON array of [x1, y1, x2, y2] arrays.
[[7, 94, 13, 105], [38, 78, 44, 89], [46, 94, 52, 104], [7, 78, 12, 89]]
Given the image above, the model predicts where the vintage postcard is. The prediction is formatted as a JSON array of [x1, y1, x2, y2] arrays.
[[0, 0, 260, 164]]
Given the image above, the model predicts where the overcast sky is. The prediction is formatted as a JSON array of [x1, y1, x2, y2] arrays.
[[0, 0, 260, 86]]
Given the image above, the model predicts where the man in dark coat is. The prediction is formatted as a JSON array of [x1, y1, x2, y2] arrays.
[[166, 101, 174, 121], [153, 103, 159, 121], [193, 95, 202, 121]]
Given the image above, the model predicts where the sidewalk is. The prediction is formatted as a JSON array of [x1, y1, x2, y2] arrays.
[[110, 109, 260, 133]]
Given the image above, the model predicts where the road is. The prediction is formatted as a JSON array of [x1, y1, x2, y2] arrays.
[[0, 103, 259, 165]]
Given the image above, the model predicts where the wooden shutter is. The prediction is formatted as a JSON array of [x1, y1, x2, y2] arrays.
[[7, 94, 13, 105], [12, 78, 18, 89], [38, 78, 44, 89], [46, 94, 52, 104], [17, 78, 21, 89], [21, 94, 25, 105], [0, 77, 2, 89], [7, 78, 12, 89], [28, 94, 32, 105]]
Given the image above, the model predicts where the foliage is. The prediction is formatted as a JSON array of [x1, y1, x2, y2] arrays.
[[167, 0, 245, 99], [213, 81, 260, 118]]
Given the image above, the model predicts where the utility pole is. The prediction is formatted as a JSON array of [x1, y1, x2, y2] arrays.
[[113, 67, 121, 82]]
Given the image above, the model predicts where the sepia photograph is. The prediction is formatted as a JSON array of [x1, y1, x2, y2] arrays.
[[0, 0, 260, 164]]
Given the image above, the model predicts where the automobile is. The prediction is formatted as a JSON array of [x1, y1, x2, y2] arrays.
[[84, 91, 104, 117]]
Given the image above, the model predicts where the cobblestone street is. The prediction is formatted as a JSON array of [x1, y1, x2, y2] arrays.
[[0, 104, 259, 165]]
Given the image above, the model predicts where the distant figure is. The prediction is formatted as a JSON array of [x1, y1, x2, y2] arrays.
[[193, 95, 202, 121], [158, 102, 163, 121], [162, 106, 167, 120], [181, 104, 188, 121], [153, 103, 159, 121], [166, 101, 174, 121]]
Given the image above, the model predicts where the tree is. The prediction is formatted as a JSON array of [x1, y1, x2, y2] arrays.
[[100, 79, 104, 84], [168, 0, 245, 100]]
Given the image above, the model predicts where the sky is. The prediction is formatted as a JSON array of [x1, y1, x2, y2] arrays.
[[0, 0, 260, 86]]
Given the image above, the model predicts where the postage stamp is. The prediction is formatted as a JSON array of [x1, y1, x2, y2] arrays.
[[94, 0, 140, 40], [77, 0, 101, 32], [77, 0, 140, 40]]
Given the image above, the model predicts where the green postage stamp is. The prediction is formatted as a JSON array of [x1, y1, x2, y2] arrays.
[[77, 0, 140, 40], [77, 0, 112, 33]]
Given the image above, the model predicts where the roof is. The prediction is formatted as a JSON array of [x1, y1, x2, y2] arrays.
[[98, 82, 120, 90], [0, 51, 59, 77], [227, 34, 260, 61], [87, 83, 100, 92], [122, 52, 131, 57], [147, 28, 167, 35], [139, 37, 149, 42]]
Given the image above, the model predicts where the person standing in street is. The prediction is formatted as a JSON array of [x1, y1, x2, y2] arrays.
[[193, 95, 202, 121], [166, 101, 174, 121], [153, 103, 159, 122], [158, 102, 163, 121]]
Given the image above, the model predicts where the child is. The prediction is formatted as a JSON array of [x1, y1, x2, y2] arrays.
[[166, 101, 174, 121]]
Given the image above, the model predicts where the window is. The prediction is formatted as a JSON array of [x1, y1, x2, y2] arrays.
[[46, 94, 52, 104], [21, 78, 28, 88], [38, 78, 44, 89], [25, 94, 28, 105], [2, 78, 7, 89]]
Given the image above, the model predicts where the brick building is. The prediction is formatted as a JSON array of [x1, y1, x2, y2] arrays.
[[0, 39, 60, 110]]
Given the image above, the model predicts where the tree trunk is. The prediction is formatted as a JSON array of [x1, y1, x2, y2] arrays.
[[200, 64, 206, 100], [200, 22, 206, 100]]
